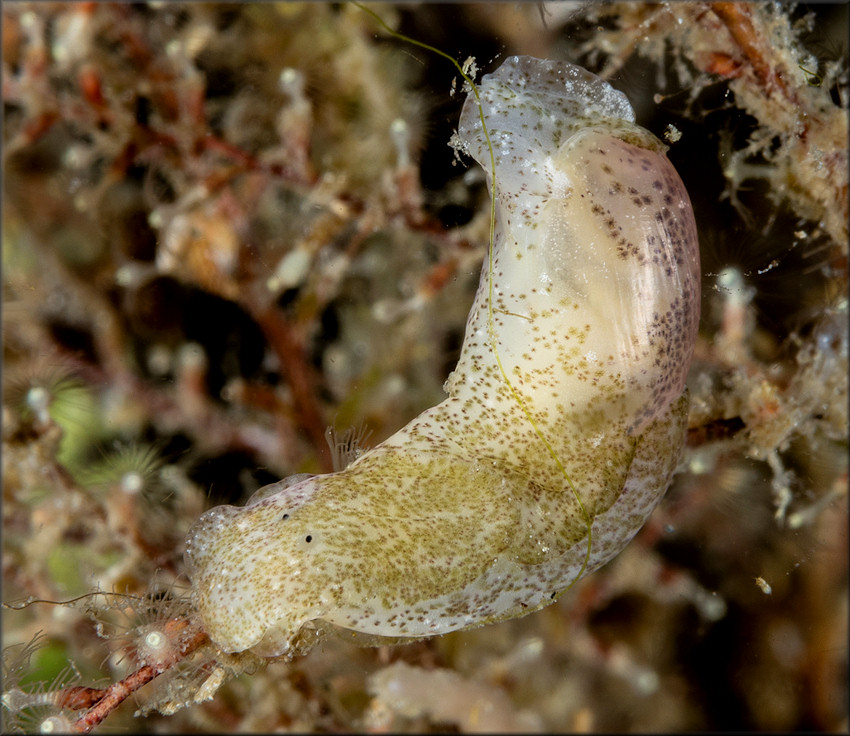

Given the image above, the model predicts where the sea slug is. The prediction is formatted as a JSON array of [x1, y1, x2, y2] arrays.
[[185, 56, 701, 657]]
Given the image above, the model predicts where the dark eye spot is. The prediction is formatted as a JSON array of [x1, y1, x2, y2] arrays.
[[281, 513, 290, 521], [305, 535, 312, 543]]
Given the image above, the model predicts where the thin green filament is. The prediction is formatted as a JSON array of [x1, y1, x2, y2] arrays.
[[353, 2, 594, 590]]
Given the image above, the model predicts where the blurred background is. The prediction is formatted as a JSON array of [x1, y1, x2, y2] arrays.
[[3, 2, 847, 732]]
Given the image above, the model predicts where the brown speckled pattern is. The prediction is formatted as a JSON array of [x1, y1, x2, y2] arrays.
[[185, 56, 701, 656]]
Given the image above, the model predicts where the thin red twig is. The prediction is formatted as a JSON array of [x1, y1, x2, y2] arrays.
[[70, 621, 209, 734], [709, 2, 794, 99], [247, 299, 334, 472]]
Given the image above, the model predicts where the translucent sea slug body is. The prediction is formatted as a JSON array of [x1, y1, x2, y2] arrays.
[[185, 56, 701, 657]]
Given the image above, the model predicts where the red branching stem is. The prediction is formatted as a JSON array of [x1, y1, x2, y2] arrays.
[[709, 2, 793, 99], [69, 620, 209, 734], [247, 299, 334, 472]]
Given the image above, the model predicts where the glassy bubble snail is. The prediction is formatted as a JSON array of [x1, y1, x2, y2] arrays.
[[184, 32, 701, 657]]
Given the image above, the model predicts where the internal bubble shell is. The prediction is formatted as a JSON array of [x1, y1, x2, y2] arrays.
[[185, 56, 700, 657]]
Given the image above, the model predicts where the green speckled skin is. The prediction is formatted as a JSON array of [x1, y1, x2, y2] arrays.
[[185, 56, 700, 657]]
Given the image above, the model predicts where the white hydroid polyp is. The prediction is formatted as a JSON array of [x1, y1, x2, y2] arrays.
[[185, 56, 700, 657]]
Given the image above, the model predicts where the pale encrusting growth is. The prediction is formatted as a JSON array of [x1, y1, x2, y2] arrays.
[[185, 56, 700, 657]]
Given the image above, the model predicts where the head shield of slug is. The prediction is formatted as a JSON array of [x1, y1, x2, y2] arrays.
[[185, 56, 700, 657]]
